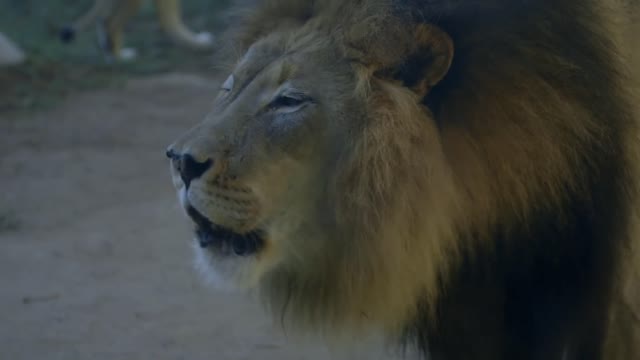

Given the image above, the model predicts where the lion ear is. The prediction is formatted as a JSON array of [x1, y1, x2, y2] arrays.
[[389, 24, 454, 97], [346, 22, 454, 98]]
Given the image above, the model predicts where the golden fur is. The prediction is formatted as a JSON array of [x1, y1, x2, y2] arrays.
[[168, 0, 639, 357], [603, 2, 640, 358]]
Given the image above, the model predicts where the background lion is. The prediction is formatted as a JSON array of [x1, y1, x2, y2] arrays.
[[167, 0, 640, 359], [59, 0, 214, 62]]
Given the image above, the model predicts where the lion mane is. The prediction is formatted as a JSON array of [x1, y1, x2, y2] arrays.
[[188, 0, 639, 358]]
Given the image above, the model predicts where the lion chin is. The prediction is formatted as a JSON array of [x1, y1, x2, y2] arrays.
[[174, 182, 268, 290], [191, 239, 258, 291]]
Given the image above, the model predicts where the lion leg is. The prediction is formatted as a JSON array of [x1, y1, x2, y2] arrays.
[[417, 276, 510, 360], [416, 217, 617, 360], [101, 0, 144, 61], [59, 0, 114, 43], [153, 0, 214, 50], [422, 268, 610, 360]]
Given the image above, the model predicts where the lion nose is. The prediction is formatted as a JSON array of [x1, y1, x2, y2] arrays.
[[166, 149, 212, 187]]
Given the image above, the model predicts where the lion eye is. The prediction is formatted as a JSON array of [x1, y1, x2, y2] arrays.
[[268, 94, 311, 113]]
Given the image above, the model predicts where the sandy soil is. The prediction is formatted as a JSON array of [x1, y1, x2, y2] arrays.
[[0, 73, 401, 360]]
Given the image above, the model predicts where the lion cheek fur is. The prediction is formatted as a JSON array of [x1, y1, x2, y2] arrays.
[[258, 82, 465, 337]]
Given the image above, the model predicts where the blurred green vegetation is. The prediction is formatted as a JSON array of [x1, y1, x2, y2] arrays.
[[0, 0, 231, 111]]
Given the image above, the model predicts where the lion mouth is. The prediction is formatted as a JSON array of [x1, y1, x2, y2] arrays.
[[186, 205, 264, 256]]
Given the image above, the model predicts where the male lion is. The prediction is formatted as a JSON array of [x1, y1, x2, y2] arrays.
[[167, 0, 639, 359]]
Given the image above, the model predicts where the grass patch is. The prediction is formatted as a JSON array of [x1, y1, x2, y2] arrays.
[[0, 0, 231, 112]]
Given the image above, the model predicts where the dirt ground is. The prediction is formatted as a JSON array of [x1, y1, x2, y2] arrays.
[[0, 73, 403, 360]]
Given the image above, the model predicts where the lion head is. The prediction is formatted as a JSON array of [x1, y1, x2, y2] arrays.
[[167, 0, 461, 335], [167, 0, 628, 341]]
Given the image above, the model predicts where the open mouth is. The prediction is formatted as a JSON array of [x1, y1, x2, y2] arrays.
[[186, 205, 265, 256]]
